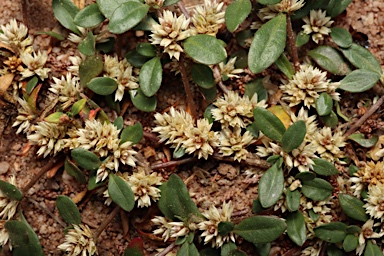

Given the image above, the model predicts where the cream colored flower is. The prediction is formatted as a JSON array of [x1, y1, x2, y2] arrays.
[[0, 176, 19, 220], [150, 10, 191, 60], [218, 126, 255, 161], [20, 50, 50, 80], [0, 221, 10, 249], [218, 57, 244, 81], [57, 224, 98, 256], [113, 141, 137, 168], [302, 9, 334, 44], [68, 25, 109, 44], [191, 0, 225, 36], [364, 183, 384, 221], [49, 73, 82, 110], [0, 19, 32, 52], [145, 0, 164, 8], [302, 196, 333, 238], [290, 107, 318, 139], [68, 55, 83, 75], [301, 240, 323, 256], [96, 156, 116, 183], [349, 161, 384, 197], [313, 127, 346, 162], [258, 0, 305, 21], [291, 142, 317, 173], [12, 97, 36, 134], [198, 201, 236, 248], [152, 216, 189, 242], [356, 220, 384, 255], [122, 169, 162, 208], [27, 122, 67, 157], [257, 141, 293, 168], [280, 64, 340, 108]]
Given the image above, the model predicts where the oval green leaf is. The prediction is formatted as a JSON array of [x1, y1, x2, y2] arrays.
[[245, 78, 268, 101], [301, 178, 334, 201], [257, 0, 282, 4], [130, 88, 157, 112], [87, 77, 118, 95], [258, 163, 284, 208], [326, 0, 353, 17], [308, 46, 351, 75], [253, 107, 286, 142], [96, 0, 128, 19], [343, 234, 358, 252], [56, 195, 81, 225], [348, 133, 378, 148], [314, 222, 347, 243], [282, 120, 306, 153], [71, 148, 101, 171], [316, 92, 333, 116], [45, 112, 64, 123], [80, 55, 103, 87], [26, 76, 39, 95], [120, 122, 143, 144], [191, 63, 214, 89], [78, 31, 95, 56], [319, 110, 338, 128], [108, 2, 149, 34], [52, 0, 80, 34], [0, 180, 22, 201], [312, 158, 339, 176], [71, 98, 87, 115], [221, 242, 237, 256], [177, 241, 199, 256], [330, 27, 352, 48], [64, 158, 86, 184], [74, 3, 105, 28], [339, 69, 380, 93], [286, 189, 300, 212], [139, 57, 162, 97], [286, 211, 306, 246], [234, 216, 287, 244], [275, 53, 294, 80], [364, 240, 384, 256], [249, 14, 286, 74], [184, 35, 227, 65], [295, 31, 310, 47], [225, 0, 252, 32], [338, 193, 369, 222], [340, 43, 382, 74], [113, 116, 124, 130], [136, 42, 157, 57], [126, 50, 151, 68], [218, 221, 235, 237], [108, 173, 135, 212], [295, 171, 316, 182]]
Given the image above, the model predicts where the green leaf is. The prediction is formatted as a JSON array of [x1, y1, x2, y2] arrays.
[[295, 31, 310, 47], [126, 50, 151, 68], [257, 0, 282, 4], [191, 64, 215, 89], [221, 242, 237, 256], [225, 0, 252, 32], [295, 171, 316, 182], [200, 86, 217, 102], [35, 31, 65, 40], [96, 0, 129, 19], [275, 53, 294, 79], [252, 199, 263, 214], [246, 122, 259, 138], [314, 222, 347, 243], [113, 116, 124, 130], [204, 105, 214, 124], [348, 133, 378, 148], [343, 234, 358, 252], [244, 78, 268, 102], [45, 112, 64, 124], [74, 3, 105, 28], [312, 158, 339, 176], [308, 46, 351, 75], [346, 225, 361, 235], [79, 55, 103, 87], [218, 222, 235, 237], [327, 244, 343, 256], [120, 122, 143, 144], [108, 173, 135, 212], [338, 193, 368, 222], [301, 178, 333, 201], [286, 189, 300, 212], [173, 147, 186, 159], [330, 27, 352, 48], [253, 243, 271, 256], [71, 98, 87, 115], [184, 35, 227, 65], [133, 15, 158, 31], [78, 31, 95, 56], [26, 76, 39, 95], [340, 43, 382, 74], [136, 42, 156, 57], [308, 210, 319, 221], [281, 121, 306, 153], [364, 240, 384, 256], [139, 57, 162, 97], [258, 163, 284, 208], [56, 195, 81, 225], [234, 216, 286, 244], [52, 0, 80, 34], [88, 169, 104, 190], [319, 110, 338, 128], [228, 250, 247, 256], [96, 37, 115, 53], [253, 107, 286, 142], [249, 14, 286, 74], [0, 180, 22, 201], [315, 93, 333, 116], [177, 241, 199, 256], [108, 2, 149, 34], [130, 88, 157, 112], [326, 0, 353, 17], [19, 212, 44, 256], [163, 0, 180, 6], [236, 29, 253, 48], [286, 211, 306, 246], [232, 49, 248, 69], [64, 158, 86, 184], [71, 148, 101, 171], [87, 77, 118, 95], [339, 69, 380, 92]]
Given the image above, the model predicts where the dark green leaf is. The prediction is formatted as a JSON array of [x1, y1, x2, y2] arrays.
[[108, 2, 149, 34], [88, 169, 104, 190], [113, 116, 124, 130], [78, 31, 95, 56], [35, 31, 65, 40], [56, 195, 81, 225], [71, 148, 101, 171], [52, 0, 80, 34], [258, 162, 284, 208], [364, 240, 384, 256], [330, 27, 352, 48], [126, 50, 150, 68], [175, 236, 187, 245], [232, 50, 248, 69], [133, 15, 158, 31], [184, 35, 227, 65], [348, 133, 378, 148], [349, 164, 359, 176], [252, 199, 263, 214], [218, 222, 235, 237], [340, 43, 382, 74], [308, 46, 351, 75], [286, 189, 300, 212], [191, 64, 214, 89], [71, 98, 87, 115], [301, 178, 333, 201], [139, 57, 162, 97], [249, 14, 286, 74], [163, 0, 180, 6], [246, 122, 259, 138], [200, 86, 217, 102], [26, 76, 39, 95], [282, 121, 306, 153], [338, 193, 368, 222], [204, 105, 214, 124], [339, 69, 380, 92], [136, 43, 156, 57], [234, 216, 286, 244], [96, 0, 129, 19], [235, 29, 253, 48], [275, 53, 294, 79], [5, 220, 31, 255], [64, 158, 86, 184], [316, 93, 333, 116], [286, 211, 306, 246], [343, 234, 358, 252], [120, 122, 143, 144], [108, 173, 135, 212], [253, 243, 270, 256], [312, 158, 339, 176], [326, 0, 353, 17], [19, 212, 44, 256], [295, 172, 316, 181], [79, 55, 103, 87], [221, 242, 237, 256], [327, 244, 343, 256], [308, 209, 319, 222], [295, 31, 310, 47], [346, 225, 361, 235], [257, 0, 282, 4], [320, 110, 338, 128], [177, 241, 199, 256], [130, 88, 157, 112], [74, 3, 105, 28], [244, 78, 268, 102], [314, 222, 347, 243], [253, 107, 286, 142], [96, 37, 115, 53], [0, 180, 22, 201], [225, 0, 252, 32], [201, 248, 220, 256], [88, 77, 118, 95]]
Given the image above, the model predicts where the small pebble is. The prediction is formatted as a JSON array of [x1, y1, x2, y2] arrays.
[[0, 162, 10, 174]]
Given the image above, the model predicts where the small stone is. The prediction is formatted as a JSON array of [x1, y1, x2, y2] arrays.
[[0, 162, 10, 174]]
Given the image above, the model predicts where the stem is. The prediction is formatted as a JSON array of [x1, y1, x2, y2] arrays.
[[93, 205, 120, 240], [26, 196, 66, 227], [143, 131, 160, 142], [286, 15, 300, 72], [38, 98, 59, 121], [177, 1, 190, 18], [157, 242, 176, 256], [213, 66, 230, 94], [212, 153, 271, 169], [179, 55, 197, 119], [151, 157, 195, 170]]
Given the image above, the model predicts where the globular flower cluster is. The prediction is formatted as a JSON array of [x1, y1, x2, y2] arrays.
[[191, 0, 225, 36], [218, 57, 244, 82], [49, 72, 83, 110], [57, 224, 97, 256], [302, 9, 334, 44]]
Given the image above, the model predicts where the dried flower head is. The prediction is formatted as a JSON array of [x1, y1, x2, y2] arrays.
[[49, 73, 82, 110], [218, 57, 244, 81], [152, 216, 190, 242], [191, 0, 225, 36], [0, 19, 32, 52], [0, 176, 19, 220], [313, 127, 346, 162], [3, 56, 24, 73], [150, 10, 191, 60], [280, 64, 340, 108], [20, 50, 50, 80], [364, 183, 384, 221], [302, 9, 334, 44], [57, 224, 97, 256], [198, 201, 236, 248], [218, 126, 255, 161], [12, 97, 36, 134]]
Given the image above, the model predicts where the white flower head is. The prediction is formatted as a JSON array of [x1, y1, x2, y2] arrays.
[[290, 107, 318, 139], [49, 73, 82, 110], [0, 221, 10, 249], [57, 224, 98, 256], [20, 50, 50, 80], [12, 97, 36, 134], [0, 176, 19, 220], [364, 183, 384, 221], [0, 19, 32, 52], [152, 216, 189, 242], [218, 126, 255, 161], [349, 161, 384, 198], [218, 57, 244, 81], [257, 0, 305, 22], [357, 219, 384, 255], [302, 9, 334, 43], [313, 127, 346, 162], [191, 0, 225, 36]]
